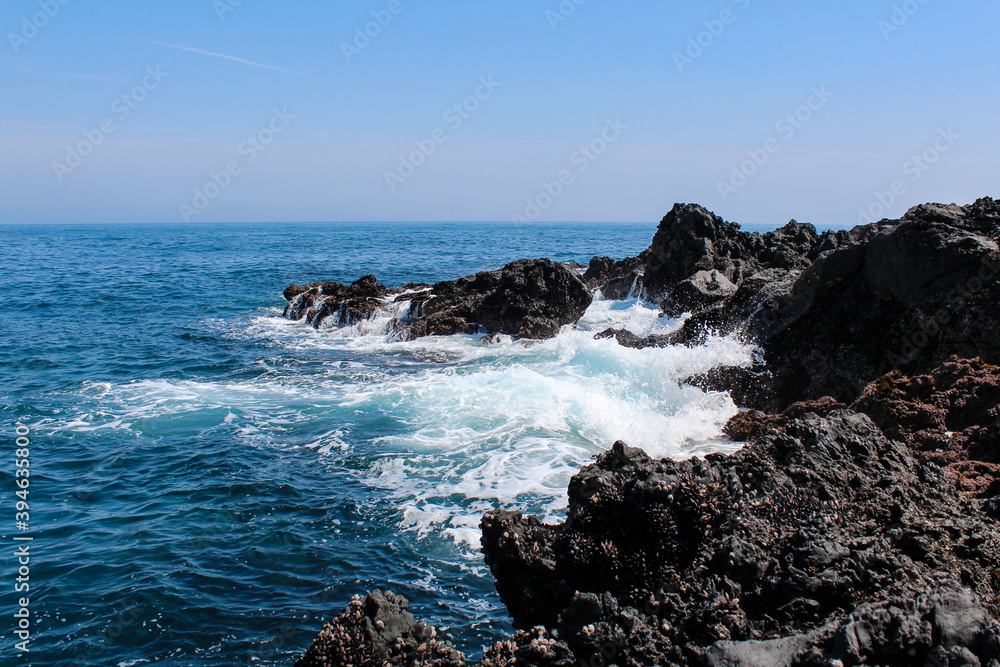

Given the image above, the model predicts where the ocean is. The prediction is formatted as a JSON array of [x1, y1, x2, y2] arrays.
[[1, 221, 759, 666]]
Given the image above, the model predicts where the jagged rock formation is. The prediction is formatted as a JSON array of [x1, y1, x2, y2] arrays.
[[295, 590, 465, 667], [744, 198, 1000, 410], [293, 197, 1000, 667], [852, 356, 1000, 499], [479, 410, 1000, 665], [599, 198, 1000, 412], [283, 258, 592, 340], [582, 256, 645, 300]]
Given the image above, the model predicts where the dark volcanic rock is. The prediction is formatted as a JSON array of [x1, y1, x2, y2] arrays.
[[851, 356, 1000, 498], [283, 274, 391, 329], [665, 269, 739, 317], [283, 258, 592, 340], [705, 581, 1000, 667], [480, 411, 1000, 665], [746, 197, 1000, 410], [641, 203, 850, 299], [421, 258, 593, 339], [295, 590, 465, 667], [583, 256, 645, 300]]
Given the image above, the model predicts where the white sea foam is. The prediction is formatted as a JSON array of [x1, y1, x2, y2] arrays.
[[64, 297, 755, 551]]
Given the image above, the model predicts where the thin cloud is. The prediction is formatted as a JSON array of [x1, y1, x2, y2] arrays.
[[147, 40, 312, 77]]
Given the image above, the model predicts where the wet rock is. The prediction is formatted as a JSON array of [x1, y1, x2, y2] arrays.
[[594, 327, 671, 349], [283, 258, 592, 341], [295, 590, 465, 667], [664, 270, 739, 317], [423, 259, 592, 339], [583, 256, 645, 300], [283, 274, 391, 329]]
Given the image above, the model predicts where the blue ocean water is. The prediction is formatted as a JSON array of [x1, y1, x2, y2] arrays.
[[0, 222, 760, 666]]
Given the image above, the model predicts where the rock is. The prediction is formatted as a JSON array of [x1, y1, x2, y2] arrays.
[[631, 204, 854, 349], [641, 204, 849, 299], [282, 258, 592, 340], [295, 590, 465, 667], [283, 274, 392, 329], [745, 197, 1000, 411], [851, 356, 1000, 498], [705, 582, 1000, 667], [594, 327, 671, 349], [665, 269, 738, 317], [641, 203, 751, 292], [423, 259, 593, 339], [480, 412, 1000, 665], [583, 256, 645, 300]]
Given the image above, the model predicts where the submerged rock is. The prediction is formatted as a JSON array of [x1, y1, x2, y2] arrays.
[[282, 258, 592, 340]]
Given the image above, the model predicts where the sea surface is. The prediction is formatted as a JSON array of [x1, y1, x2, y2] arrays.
[[0, 221, 765, 666]]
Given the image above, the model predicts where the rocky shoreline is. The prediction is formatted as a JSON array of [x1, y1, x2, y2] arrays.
[[287, 197, 1000, 666]]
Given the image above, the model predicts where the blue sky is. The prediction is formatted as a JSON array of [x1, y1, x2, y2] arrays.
[[1, 0, 997, 226]]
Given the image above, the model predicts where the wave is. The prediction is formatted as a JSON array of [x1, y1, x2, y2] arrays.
[[59, 297, 754, 551]]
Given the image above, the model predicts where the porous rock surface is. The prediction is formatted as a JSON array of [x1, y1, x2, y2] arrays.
[[283, 258, 592, 340], [294, 590, 465, 667]]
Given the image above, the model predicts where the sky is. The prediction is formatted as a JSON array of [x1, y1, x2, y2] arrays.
[[1, 0, 998, 226]]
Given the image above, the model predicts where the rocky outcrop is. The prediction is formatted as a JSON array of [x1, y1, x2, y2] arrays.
[[284, 274, 394, 329], [641, 203, 851, 305], [294, 197, 1000, 667], [603, 198, 1000, 411], [744, 198, 1000, 410], [478, 410, 1000, 665], [294, 590, 465, 667], [582, 256, 645, 300], [665, 269, 739, 317], [852, 356, 1000, 498], [283, 258, 592, 340]]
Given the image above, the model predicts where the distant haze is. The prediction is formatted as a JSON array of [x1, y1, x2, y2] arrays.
[[1, 1, 997, 226]]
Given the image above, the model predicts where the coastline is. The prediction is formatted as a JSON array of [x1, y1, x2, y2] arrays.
[[290, 197, 1000, 666]]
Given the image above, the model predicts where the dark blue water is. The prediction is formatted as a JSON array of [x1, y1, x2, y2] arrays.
[[1, 222, 681, 666]]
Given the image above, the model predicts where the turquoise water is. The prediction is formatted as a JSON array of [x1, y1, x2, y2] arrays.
[[1, 222, 756, 665]]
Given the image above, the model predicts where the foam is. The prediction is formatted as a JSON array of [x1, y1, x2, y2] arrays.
[[62, 297, 755, 553]]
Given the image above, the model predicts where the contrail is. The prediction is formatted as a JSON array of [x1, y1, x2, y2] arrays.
[[147, 40, 312, 77]]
